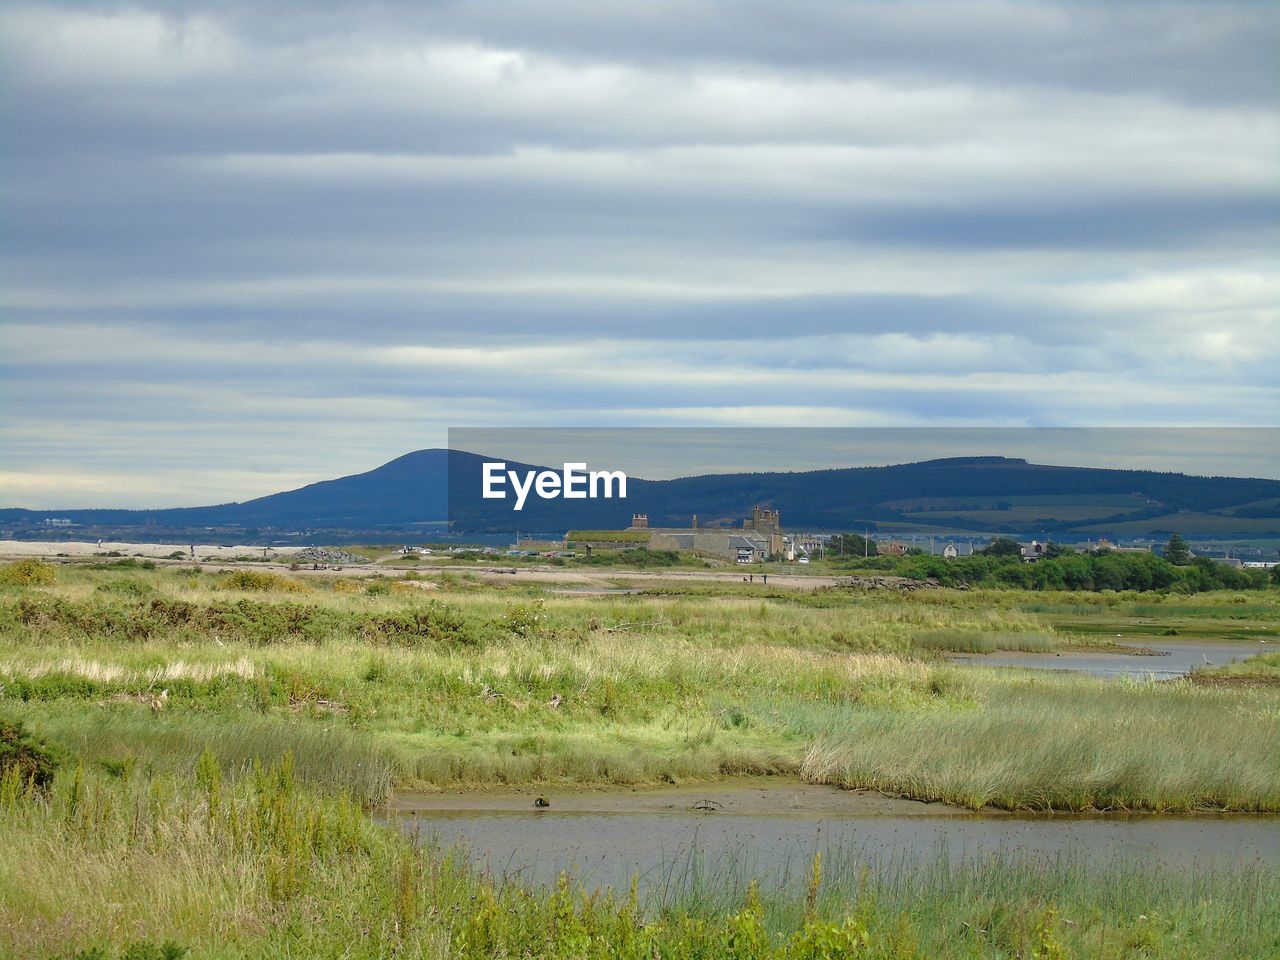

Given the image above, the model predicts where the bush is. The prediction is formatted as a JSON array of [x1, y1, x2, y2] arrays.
[[96, 579, 152, 598], [0, 558, 57, 586], [84, 558, 156, 571], [220, 570, 311, 593], [363, 601, 478, 646], [0, 718, 59, 789], [501, 598, 548, 637]]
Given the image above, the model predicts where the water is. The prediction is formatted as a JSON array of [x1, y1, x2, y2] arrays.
[[387, 781, 1280, 893], [950, 640, 1270, 679]]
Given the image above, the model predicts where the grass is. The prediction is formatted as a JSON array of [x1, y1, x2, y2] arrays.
[[1194, 650, 1280, 686], [2, 759, 1277, 959], [799, 674, 1280, 811], [1, 562, 1278, 956], [17, 706, 400, 804], [2, 565, 1277, 810], [913, 629, 1058, 653]]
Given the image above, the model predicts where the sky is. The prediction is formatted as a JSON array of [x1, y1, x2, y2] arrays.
[[449, 428, 1280, 481], [2, 1, 1278, 507]]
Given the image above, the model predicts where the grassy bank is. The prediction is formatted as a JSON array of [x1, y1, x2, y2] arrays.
[[2, 562, 1278, 810], [1194, 650, 1280, 686], [2, 560, 1278, 956]]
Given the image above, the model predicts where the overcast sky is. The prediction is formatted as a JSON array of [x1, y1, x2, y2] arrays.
[[2, 1, 1278, 507]]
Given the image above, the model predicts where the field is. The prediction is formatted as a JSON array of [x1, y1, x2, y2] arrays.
[[2, 557, 1279, 958]]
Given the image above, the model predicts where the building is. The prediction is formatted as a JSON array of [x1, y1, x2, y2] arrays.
[[732, 535, 770, 563], [743, 506, 782, 539], [627, 504, 786, 563]]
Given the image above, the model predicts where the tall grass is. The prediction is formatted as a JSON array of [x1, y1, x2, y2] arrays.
[[15, 706, 400, 803], [799, 675, 1280, 811], [913, 629, 1058, 653], [2, 758, 1275, 959], [3, 566, 1280, 956], [3, 565, 1278, 808]]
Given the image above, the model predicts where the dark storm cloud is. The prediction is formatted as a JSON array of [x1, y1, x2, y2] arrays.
[[0, 0, 1276, 506]]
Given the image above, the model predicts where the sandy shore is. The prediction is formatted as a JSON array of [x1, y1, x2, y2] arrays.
[[1, 539, 840, 589], [0, 539, 303, 561]]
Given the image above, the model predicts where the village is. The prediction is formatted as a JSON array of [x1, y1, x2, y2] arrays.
[[395, 505, 1199, 566]]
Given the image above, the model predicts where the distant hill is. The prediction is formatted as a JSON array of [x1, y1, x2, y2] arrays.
[[3, 449, 1279, 541], [0, 450, 456, 533]]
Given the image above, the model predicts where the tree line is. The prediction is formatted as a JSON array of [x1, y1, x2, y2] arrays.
[[831, 533, 1277, 592]]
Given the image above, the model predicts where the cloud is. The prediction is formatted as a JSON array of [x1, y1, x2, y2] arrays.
[[1, 0, 1277, 506]]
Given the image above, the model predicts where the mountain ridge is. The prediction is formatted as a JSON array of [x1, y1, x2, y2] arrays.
[[2, 449, 1278, 540]]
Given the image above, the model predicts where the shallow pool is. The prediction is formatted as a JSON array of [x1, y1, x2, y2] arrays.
[[387, 780, 1280, 892]]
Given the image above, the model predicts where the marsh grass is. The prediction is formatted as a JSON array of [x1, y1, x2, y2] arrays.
[[913, 629, 1058, 653], [11, 706, 400, 803], [800, 675, 1280, 811], [1196, 650, 1280, 683], [654, 842, 1279, 960], [3, 565, 1280, 956], [2, 757, 1275, 960], [3, 565, 1278, 811]]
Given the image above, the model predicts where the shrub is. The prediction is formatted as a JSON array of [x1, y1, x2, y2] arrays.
[[84, 557, 156, 571], [96, 579, 152, 598], [0, 558, 57, 586], [362, 601, 477, 646], [220, 570, 311, 593], [502, 598, 548, 637], [0, 718, 59, 789]]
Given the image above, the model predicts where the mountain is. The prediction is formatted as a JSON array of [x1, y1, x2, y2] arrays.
[[3, 450, 1279, 541], [0, 450, 455, 533]]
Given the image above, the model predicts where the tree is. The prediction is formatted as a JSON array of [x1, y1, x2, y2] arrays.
[[984, 536, 1024, 558], [1164, 532, 1192, 565], [828, 533, 873, 558]]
